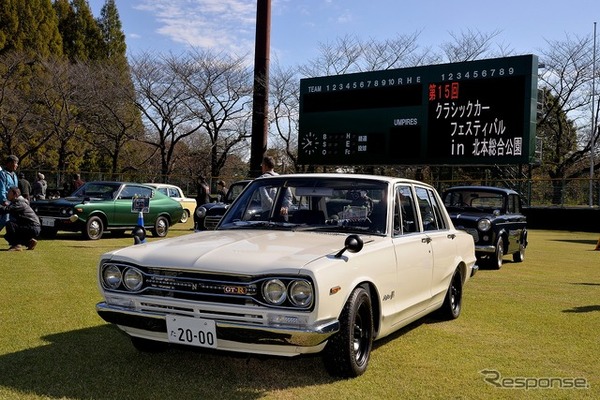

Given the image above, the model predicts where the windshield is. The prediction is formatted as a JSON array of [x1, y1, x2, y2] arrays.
[[71, 182, 121, 200], [219, 177, 388, 235]]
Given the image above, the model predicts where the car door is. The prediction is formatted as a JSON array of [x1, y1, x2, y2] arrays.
[[390, 184, 434, 324], [414, 186, 459, 302], [115, 184, 154, 226]]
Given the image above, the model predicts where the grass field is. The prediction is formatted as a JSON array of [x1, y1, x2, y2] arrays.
[[1, 223, 599, 399]]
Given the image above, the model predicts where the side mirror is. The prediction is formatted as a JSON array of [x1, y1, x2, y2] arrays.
[[334, 234, 364, 258]]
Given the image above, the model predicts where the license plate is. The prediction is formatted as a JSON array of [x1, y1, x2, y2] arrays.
[[166, 315, 217, 348], [41, 217, 55, 227]]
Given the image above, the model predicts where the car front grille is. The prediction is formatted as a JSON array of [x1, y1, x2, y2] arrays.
[[204, 215, 224, 229]]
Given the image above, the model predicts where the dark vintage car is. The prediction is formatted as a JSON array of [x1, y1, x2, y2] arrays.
[[442, 186, 527, 269], [195, 180, 251, 230], [32, 181, 183, 240]]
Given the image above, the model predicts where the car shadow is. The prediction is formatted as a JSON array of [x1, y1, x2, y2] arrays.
[[562, 305, 600, 313], [0, 325, 335, 400]]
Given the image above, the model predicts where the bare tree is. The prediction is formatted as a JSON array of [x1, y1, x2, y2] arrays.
[[130, 52, 203, 180], [536, 33, 599, 203], [439, 29, 508, 62], [78, 61, 142, 175], [0, 51, 52, 165], [176, 49, 253, 179]]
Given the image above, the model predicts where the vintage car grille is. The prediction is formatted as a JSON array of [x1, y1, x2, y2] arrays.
[[33, 204, 71, 217], [204, 215, 224, 229], [102, 263, 314, 311], [139, 267, 256, 305], [461, 227, 480, 242]]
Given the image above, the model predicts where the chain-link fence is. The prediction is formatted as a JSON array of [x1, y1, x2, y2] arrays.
[[19, 169, 600, 207]]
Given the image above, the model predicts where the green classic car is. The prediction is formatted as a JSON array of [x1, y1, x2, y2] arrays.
[[31, 181, 183, 240]]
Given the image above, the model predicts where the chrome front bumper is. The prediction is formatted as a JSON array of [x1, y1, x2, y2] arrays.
[[96, 302, 339, 348]]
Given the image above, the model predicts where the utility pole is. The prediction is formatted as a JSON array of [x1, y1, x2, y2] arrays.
[[249, 0, 271, 177]]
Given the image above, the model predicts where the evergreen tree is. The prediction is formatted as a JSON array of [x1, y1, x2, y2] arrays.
[[97, 0, 127, 65], [54, 0, 103, 61], [0, 0, 62, 57]]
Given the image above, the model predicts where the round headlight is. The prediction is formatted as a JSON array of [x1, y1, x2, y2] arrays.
[[289, 280, 313, 307], [103, 265, 122, 289], [196, 206, 207, 218], [123, 268, 143, 291], [262, 279, 287, 305], [477, 218, 492, 232]]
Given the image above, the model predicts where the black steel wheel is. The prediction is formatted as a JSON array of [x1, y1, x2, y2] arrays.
[[323, 286, 374, 378], [437, 268, 463, 320]]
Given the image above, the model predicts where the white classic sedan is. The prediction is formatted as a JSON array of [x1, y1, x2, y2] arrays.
[[96, 174, 477, 377], [144, 183, 196, 223]]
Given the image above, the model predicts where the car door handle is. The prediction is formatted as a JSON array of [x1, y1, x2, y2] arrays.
[[447, 233, 456, 240], [422, 237, 432, 244]]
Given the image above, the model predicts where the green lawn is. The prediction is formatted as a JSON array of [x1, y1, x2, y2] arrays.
[[1, 225, 599, 399]]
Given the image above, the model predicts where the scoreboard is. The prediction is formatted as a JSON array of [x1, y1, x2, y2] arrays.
[[298, 55, 538, 165]]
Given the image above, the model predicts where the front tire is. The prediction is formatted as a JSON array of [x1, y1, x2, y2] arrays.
[[83, 216, 104, 240], [323, 286, 374, 378], [151, 215, 169, 237], [490, 237, 504, 269]]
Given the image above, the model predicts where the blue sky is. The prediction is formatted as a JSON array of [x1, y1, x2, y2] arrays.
[[89, 0, 597, 66]]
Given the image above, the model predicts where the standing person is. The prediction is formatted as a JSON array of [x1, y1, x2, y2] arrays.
[[193, 176, 211, 230], [32, 173, 47, 200], [0, 186, 40, 251], [18, 172, 31, 201], [259, 156, 291, 217], [260, 156, 278, 178], [0, 155, 19, 232], [73, 173, 85, 190], [216, 180, 228, 201]]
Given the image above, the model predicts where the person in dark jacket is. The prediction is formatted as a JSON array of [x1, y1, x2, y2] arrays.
[[18, 172, 31, 200], [0, 186, 41, 251], [193, 176, 211, 230]]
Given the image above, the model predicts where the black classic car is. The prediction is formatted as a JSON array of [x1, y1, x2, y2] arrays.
[[195, 180, 251, 230], [442, 186, 527, 269]]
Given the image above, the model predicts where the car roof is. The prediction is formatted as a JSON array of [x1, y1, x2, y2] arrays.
[[254, 173, 433, 187], [444, 185, 520, 195]]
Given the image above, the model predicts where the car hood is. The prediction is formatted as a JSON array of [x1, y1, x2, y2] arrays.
[[448, 211, 494, 222], [103, 230, 363, 274], [31, 196, 89, 207]]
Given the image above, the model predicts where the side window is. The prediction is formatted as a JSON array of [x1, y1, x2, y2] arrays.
[[120, 186, 152, 200], [168, 188, 178, 198], [415, 187, 447, 231], [507, 194, 520, 214], [394, 185, 418, 236], [158, 188, 168, 196]]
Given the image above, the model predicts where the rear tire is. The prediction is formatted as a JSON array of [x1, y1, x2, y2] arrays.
[[151, 216, 169, 237], [323, 286, 373, 378], [437, 268, 463, 320], [180, 209, 190, 223]]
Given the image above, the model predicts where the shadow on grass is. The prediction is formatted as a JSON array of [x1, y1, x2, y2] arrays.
[[552, 238, 599, 246], [563, 305, 600, 313], [0, 325, 334, 400]]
